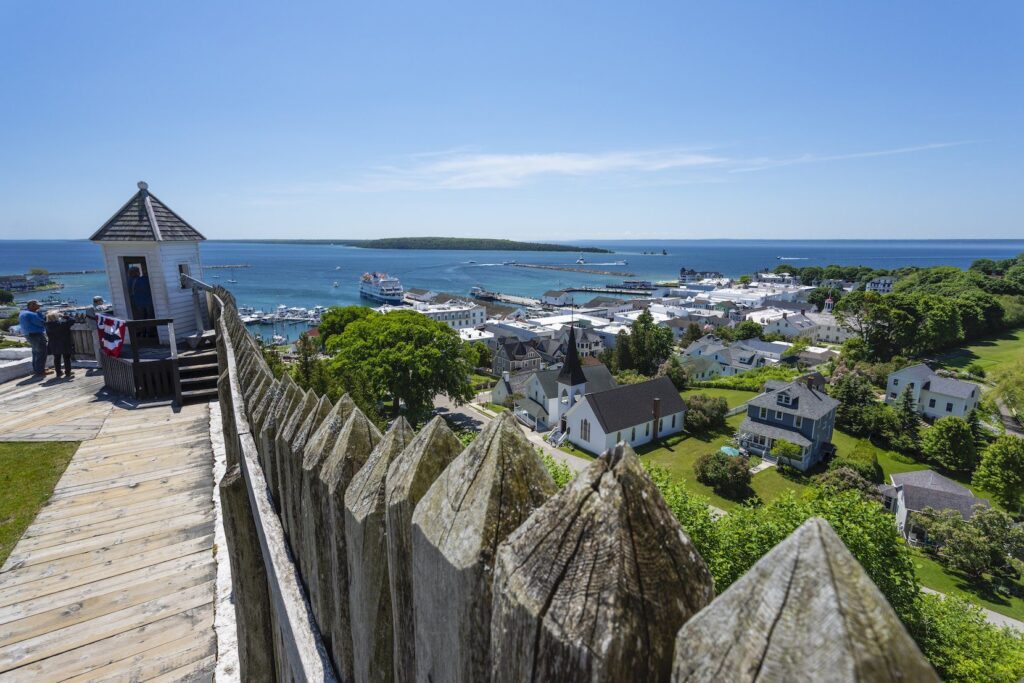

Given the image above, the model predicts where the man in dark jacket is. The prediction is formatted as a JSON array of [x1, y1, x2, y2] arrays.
[[45, 310, 76, 378]]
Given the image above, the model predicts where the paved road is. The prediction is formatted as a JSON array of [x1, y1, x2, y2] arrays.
[[996, 399, 1024, 438]]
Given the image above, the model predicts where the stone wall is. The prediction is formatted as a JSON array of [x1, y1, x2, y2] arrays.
[[210, 288, 937, 682]]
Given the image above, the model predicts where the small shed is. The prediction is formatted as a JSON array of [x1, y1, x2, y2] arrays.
[[90, 182, 206, 343]]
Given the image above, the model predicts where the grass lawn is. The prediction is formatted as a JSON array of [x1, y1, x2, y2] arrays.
[[936, 328, 1024, 375], [681, 387, 758, 409], [0, 338, 28, 349], [0, 441, 79, 565], [911, 548, 1024, 622], [485, 402, 507, 413]]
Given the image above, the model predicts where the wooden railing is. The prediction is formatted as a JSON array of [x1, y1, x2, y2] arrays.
[[210, 286, 939, 682], [97, 318, 182, 404]]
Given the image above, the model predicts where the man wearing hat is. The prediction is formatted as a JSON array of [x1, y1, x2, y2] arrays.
[[18, 300, 51, 377]]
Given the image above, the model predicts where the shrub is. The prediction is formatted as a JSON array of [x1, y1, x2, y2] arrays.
[[683, 393, 729, 433], [829, 443, 883, 483], [539, 450, 574, 489], [922, 416, 978, 473], [695, 452, 752, 499], [691, 365, 800, 392], [813, 466, 881, 500], [965, 362, 987, 378]]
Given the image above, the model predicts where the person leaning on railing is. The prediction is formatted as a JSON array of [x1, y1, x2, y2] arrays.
[[45, 309, 77, 379], [18, 300, 51, 378]]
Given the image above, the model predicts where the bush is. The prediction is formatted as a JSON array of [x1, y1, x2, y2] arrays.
[[966, 362, 987, 378], [695, 452, 752, 499], [829, 443, 883, 483], [813, 466, 881, 500], [615, 369, 649, 385], [922, 416, 978, 473], [683, 393, 729, 433], [692, 365, 800, 392], [539, 450, 574, 489]]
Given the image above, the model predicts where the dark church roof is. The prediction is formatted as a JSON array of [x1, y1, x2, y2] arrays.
[[90, 182, 205, 242], [582, 377, 687, 433]]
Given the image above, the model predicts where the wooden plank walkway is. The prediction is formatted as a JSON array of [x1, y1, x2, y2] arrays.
[[0, 372, 218, 681]]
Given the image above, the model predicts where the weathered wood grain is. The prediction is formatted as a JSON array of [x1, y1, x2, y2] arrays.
[[411, 412, 556, 683], [219, 464, 277, 682], [311, 408, 382, 678], [273, 388, 317, 508], [384, 416, 464, 683], [345, 418, 415, 683], [280, 394, 333, 542], [671, 517, 938, 683], [297, 395, 356, 586], [490, 443, 714, 682]]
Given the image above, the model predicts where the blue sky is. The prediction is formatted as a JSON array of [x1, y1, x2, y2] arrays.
[[1, 1, 1021, 240]]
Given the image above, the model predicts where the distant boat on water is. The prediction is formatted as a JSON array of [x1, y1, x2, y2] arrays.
[[576, 255, 586, 264]]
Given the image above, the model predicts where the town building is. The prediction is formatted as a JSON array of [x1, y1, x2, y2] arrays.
[[679, 267, 725, 284], [0, 272, 54, 292], [679, 335, 788, 379], [377, 300, 486, 330], [562, 375, 686, 454], [404, 287, 438, 303], [878, 470, 990, 544], [492, 339, 543, 375], [735, 377, 839, 471], [541, 290, 573, 306], [884, 364, 980, 419], [866, 276, 897, 294]]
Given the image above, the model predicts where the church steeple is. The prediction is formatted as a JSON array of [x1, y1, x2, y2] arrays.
[[558, 326, 586, 386]]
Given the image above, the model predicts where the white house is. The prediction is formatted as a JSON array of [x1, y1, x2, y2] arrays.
[[89, 181, 206, 343], [378, 300, 486, 330], [879, 470, 990, 543], [514, 360, 616, 431], [884, 364, 980, 419], [562, 376, 686, 454], [541, 290, 573, 306], [866, 276, 897, 294]]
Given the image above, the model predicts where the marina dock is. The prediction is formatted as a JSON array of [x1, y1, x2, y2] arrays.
[[564, 285, 653, 295], [511, 263, 635, 277]]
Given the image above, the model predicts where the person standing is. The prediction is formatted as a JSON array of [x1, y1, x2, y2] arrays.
[[45, 309, 76, 379], [18, 300, 50, 377]]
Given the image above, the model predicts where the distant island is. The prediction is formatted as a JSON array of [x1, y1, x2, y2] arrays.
[[338, 237, 612, 253]]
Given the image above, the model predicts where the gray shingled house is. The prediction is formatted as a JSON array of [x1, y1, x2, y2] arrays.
[[879, 470, 990, 544]]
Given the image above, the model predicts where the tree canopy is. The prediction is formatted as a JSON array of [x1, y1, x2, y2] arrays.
[[922, 416, 978, 473], [973, 436, 1024, 510]]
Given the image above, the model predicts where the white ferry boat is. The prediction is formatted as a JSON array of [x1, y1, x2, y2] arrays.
[[359, 272, 404, 304]]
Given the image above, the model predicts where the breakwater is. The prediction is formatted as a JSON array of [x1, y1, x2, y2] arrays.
[[512, 263, 635, 277]]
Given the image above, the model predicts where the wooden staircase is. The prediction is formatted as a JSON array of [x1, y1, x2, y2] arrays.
[[178, 347, 220, 404]]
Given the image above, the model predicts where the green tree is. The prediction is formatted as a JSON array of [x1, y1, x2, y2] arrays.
[[771, 438, 803, 463], [807, 286, 842, 312], [319, 305, 377, 347], [291, 332, 329, 395], [893, 387, 921, 453], [256, 337, 286, 378], [329, 309, 473, 423], [915, 507, 1024, 585], [683, 393, 728, 433], [613, 330, 633, 371], [737, 274, 751, 286], [27, 267, 48, 275], [657, 355, 689, 391], [733, 320, 762, 340], [0, 290, 13, 305], [694, 452, 751, 499], [973, 436, 1024, 510], [922, 416, 977, 472], [781, 337, 809, 358], [707, 491, 920, 622], [624, 309, 674, 376], [681, 322, 703, 346], [829, 371, 878, 435]]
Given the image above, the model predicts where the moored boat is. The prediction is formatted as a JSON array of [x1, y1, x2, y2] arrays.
[[359, 272, 404, 304]]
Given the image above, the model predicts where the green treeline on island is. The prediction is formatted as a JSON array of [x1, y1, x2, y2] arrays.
[[222, 236, 612, 253]]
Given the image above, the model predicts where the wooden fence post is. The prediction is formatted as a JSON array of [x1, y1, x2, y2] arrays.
[[490, 443, 715, 682], [297, 395, 356, 585], [345, 418, 415, 683], [671, 517, 938, 682], [411, 412, 557, 683], [273, 389, 317, 506], [219, 464, 277, 681], [310, 409, 382, 678], [280, 394, 333, 543], [258, 378, 303, 507], [384, 416, 464, 683]]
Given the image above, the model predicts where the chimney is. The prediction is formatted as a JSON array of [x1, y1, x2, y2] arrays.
[[502, 370, 510, 382], [652, 397, 662, 440], [801, 309, 806, 315]]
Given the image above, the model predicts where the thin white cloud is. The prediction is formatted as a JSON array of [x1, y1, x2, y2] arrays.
[[285, 141, 970, 193]]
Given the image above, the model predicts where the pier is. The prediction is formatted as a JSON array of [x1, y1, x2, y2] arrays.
[[564, 285, 653, 295], [511, 263, 635, 277], [206, 264, 251, 269]]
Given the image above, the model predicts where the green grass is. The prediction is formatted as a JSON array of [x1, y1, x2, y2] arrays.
[[0, 441, 79, 565], [485, 402, 507, 413], [911, 548, 1024, 622], [681, 387, 758, 409], [936, 328, 1024, 374], [0, 338, 28, 349]]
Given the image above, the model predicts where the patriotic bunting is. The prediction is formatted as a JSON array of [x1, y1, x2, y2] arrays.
[[96, 314, 127, 357]]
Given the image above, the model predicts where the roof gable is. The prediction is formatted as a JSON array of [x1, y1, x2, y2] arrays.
[[582, 377, 686, 433], [91, 182, 205, 242]]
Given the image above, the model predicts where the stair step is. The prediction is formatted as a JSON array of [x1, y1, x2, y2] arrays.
[[181, 376, 218, 389], [178, 352, 218, 367], [181, 388, 218, 403], [179, 362, 219, 376]]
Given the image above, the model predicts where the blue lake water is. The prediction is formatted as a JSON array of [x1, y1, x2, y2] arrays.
[[3, 239, 1023, 341]]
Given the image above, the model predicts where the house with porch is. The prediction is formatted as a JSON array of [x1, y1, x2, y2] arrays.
[[736, 377, 839, 471], [492, 338, 543, 374], [884, 363, 980, 419]]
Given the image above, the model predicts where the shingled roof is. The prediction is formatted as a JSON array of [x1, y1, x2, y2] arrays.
[[90, 182, 205, 242], [582, 376, 686, 433]]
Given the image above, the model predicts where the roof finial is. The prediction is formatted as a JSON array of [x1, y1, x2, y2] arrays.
[[137, 181, 149, 192]]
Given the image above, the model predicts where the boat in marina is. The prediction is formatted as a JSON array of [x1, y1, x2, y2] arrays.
[[576, 255, 586, 264], [359, 272, 404, 304]]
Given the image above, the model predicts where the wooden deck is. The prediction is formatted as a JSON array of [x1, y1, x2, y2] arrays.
[[0, 372, 219, 681]]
